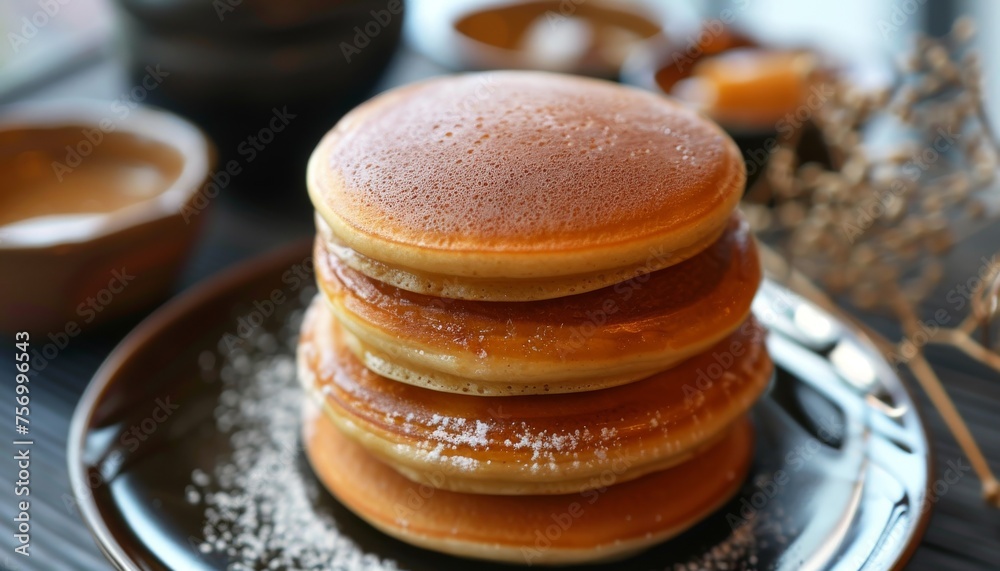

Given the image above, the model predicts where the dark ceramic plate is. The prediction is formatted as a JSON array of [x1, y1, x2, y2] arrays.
[[68, 242, 931, 571]]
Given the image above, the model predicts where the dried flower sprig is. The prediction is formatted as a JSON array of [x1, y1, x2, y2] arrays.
[[746, 17, 1000, 506]]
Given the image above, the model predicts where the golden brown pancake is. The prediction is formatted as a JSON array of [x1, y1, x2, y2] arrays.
[[314, 214, 762, 395], [303, 401, 754, 565], [307, 71, 745, 300], [314, 212, 728, 301], [298, 296, 772, 495]]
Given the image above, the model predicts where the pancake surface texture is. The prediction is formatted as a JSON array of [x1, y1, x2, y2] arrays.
[[303, 400, 754, 565], [308, 71, 745, 299], [299, 296, 772, 494]]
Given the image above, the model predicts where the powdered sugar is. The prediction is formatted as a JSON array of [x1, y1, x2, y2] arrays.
[[186, 300, 401, 570], [668, 517, 760, 571]]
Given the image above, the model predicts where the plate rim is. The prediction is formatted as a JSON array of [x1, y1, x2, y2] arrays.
[[67, 239, 314, 571], [776, 289, 936, 571], [66, 242, 935, 571]]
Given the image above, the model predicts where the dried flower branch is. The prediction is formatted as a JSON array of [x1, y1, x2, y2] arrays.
[[757, 244, 1000, 507], [747, 17, 1000, 506]]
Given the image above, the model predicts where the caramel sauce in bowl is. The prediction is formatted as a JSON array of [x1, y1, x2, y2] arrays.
[[621, 27, 822, 134], [621, 29, 836, 189], [0, 103, 213, 333], [406, 0, 690, 77]]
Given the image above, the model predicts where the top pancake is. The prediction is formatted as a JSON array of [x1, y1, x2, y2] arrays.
[[308, 71, 745, 282]]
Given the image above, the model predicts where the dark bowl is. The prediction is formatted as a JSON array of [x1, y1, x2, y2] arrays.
[[114, 0, 405, 198]]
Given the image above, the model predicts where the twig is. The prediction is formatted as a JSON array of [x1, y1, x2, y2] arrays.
[[759, 243, 1000, 506]]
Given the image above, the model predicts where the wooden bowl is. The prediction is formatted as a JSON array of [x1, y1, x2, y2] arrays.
[[405, 0, 689, 78], [0, 103, 213, 334]]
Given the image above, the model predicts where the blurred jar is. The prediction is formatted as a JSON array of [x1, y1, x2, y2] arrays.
[[623, 24, 834, 191], [114, 0, 404, 200]]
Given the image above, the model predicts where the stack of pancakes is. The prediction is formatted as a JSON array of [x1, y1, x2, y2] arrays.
[[299, 71, 773, 565]]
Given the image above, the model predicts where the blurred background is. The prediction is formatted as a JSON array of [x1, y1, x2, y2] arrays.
[[1, 1, 999, 569]]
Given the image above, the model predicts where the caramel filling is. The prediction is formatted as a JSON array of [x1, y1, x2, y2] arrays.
[[317, 214, 761, 365], [0, 126, 183, 241]]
